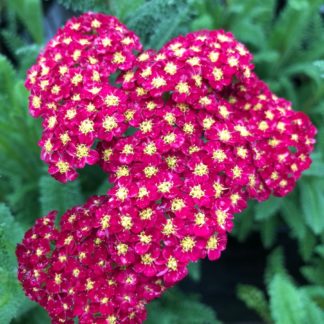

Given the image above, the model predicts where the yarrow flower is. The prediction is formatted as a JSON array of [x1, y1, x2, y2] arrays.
[[113, 29, 316, 200], [26, 12, 142, 182], [19, 13, 316, 324], [17, 195, 227, 323]]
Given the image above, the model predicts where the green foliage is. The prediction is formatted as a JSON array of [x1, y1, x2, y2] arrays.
[[12, 307, 50, 324], [146, 288, 220, 324], [259, 215, 279, 248], [298, 228, 317, 262], [109, 0, 145, 21], [280, 197, 306, 240], [299, 290, 324, 324], [0, 55, 43, 225], [15, 45, 41, 78], [301, 247, 324, 286], [237, 284, 271, 323], [0, 29, 24, 57], [264, 247, 288, 286], [59, 0, 195, 49], [57, 0, 111, 12], [39, 175, 83, 216], [304, 153, 324, 176], [0, 204, 33, 323], [125, 0, 193, 49], [300, 178, 324, 235], [3, 0, 43, 44], [188, 260, 201, 282], [254, 197, 282, 221], [302, 286, 324, 309], [237, 249, 324, 323], [269, 273, 306, 324], [0, 41, 45, 324], [95, 178, 113, 195], [231, 202, 255, 242]]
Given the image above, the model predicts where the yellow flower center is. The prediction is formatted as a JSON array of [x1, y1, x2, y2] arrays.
[[144, 142, 157, 155], [190, 185, 205, 199], [218, 129, 231, 142], [164, 62, 177, 75], [54, 273, 62, 285], [207, 236, 218, 250], [151, 77, 166, 88], [79, 119, 94, 134], [181, 236, 195, 252], [162, 219, 175, 236], [171, 198, 185, 211], [212, 68, 223, 80], [71, 73, 83, 86], [157, 181, 172, 193], [100, 215, 110, 229], [140, 208, 153, 220], [167, 256, 178, 271], [194, 163, 208, 176], [112, 52, 126, 64], [103, 116, 117, 131], [120, 215, 133, 229], [176, 82, 190, 94], [116, 166, 130, 178], [32, 96, 41, 108], [195, 212, 206, 226], [144, 165, 158, 178], [141, 253, 154, 265], [216, 209, 228, 226], [116, 187, 128, 201], [116, 243, 128, 255], [76, 144, 89, 159], [56, 161, 70, 174], [139, 232, 152, 244]]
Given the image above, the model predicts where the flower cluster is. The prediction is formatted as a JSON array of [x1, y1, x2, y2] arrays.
[[25, 12, 141, 182], [112, 30, 316, 200], [20, 13, 316, 324], [17, 195, 227, 323]]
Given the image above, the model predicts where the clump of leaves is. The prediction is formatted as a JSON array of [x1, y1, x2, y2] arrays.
[[237, 248, 324, 323]]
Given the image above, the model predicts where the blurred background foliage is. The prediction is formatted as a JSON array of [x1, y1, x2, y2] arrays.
[[0, 0, 324, 323]]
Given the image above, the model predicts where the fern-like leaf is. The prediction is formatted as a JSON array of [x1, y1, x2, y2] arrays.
[[237, 284, 272, 323], [146, 288, 220, 324], [300, 178, 324, 235], [39, 175, 83, 216], [6, 0, 44, 44], [269, 274, 306, 324], [0, 204, 34, 323]]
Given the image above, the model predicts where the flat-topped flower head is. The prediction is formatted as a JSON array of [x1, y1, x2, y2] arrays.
[[26, 13, 142, 183], [116, 29, 316, 201], [17, 195, 227, 322]]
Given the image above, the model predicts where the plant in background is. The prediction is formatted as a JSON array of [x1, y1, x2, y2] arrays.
[[16, 10, 316, 323], [237, 248, 324, 323]]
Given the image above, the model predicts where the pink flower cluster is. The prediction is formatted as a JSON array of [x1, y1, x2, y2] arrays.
[[25, 13, 141, 182], [17, 193, 227, 323], [16, 198, 149, 323], [19, 12, 316, 324], [106, 30, 316, 200]]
